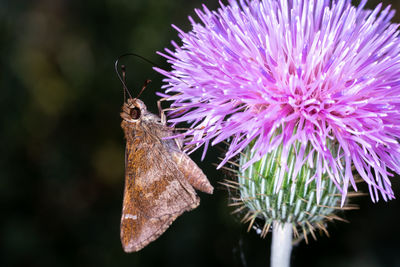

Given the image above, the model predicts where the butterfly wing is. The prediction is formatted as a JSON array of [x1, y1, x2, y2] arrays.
[[171, 150, 214, 194], [121, 130, 199, 252]]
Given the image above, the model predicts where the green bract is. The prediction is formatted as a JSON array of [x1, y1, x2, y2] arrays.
[[230, 139, 354, 241]]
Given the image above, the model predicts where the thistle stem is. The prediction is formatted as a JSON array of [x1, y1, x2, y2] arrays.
[[271, 222, 292, 267]]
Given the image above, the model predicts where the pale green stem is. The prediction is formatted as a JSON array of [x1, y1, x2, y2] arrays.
[[271, 222, 292, 267]]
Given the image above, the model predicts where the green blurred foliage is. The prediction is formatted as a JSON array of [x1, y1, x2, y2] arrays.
[[1, 0, 400, 267]]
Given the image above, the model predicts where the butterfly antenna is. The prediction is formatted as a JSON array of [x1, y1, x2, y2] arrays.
[[135, 80, 151, 100], [115, 57, 133, 101], [115, 53, 161, 102], [121, 65, 132, 102], [119, 53, 161, 68]]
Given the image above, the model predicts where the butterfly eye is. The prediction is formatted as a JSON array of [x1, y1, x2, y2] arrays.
[[130, 107, 141, 120]]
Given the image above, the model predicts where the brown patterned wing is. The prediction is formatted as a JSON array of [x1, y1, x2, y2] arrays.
[[171, 150, 214, 194], [121, 135, 199, 253]]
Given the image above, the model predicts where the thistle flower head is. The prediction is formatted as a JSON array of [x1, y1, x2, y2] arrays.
[[156, 0, 400, 204]]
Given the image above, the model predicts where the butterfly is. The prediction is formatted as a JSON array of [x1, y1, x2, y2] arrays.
[[117, 60, 213, 252]]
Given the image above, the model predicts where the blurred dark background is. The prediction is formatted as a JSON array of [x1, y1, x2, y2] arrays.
[[1, 0, 400, 266]]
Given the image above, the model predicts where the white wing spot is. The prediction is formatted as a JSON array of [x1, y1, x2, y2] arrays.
[[123, 214, 137, 220]]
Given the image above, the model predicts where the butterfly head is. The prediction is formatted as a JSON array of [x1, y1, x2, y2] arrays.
[[121, 98, 147, 122]]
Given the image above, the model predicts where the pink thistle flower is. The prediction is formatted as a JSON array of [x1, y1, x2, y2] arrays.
[[156, 0, 400, 204]]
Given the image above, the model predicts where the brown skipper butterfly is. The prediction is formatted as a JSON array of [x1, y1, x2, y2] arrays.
[[115, 55, 213, 252]]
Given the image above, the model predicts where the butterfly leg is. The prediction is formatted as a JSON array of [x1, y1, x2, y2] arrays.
[[157, 97, 177, 125], [157, 93, 187, 125]]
